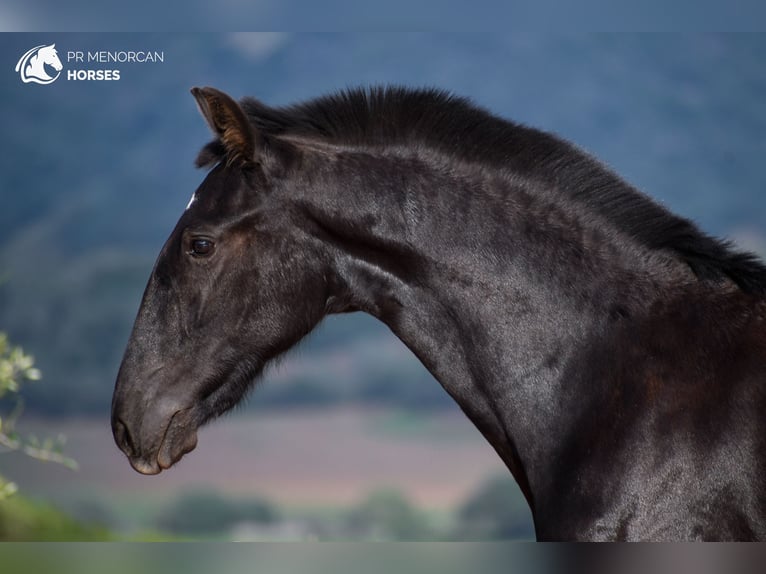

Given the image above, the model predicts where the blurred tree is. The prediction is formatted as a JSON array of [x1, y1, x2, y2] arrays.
[[454, 475, 534, 540], [345, 489, 433, 540], [156, 490, 278, 535], [0, 332, 77, 499]]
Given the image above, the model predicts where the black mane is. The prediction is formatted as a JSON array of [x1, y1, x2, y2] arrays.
[[205, 86, 766, 294]]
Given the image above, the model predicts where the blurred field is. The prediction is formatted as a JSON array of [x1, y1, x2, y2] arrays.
[[6, 407, 508, 509]]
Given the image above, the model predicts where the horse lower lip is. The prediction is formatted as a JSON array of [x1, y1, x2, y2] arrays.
[[127, 430, 197, 475], [156, 410, 199, 470], [157, 431, 198, 470]]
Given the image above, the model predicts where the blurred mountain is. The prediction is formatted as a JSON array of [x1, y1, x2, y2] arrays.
[[0, 34, 764, 414]]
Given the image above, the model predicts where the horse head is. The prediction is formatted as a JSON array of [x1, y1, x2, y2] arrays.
[[111, 87, 328, 474]]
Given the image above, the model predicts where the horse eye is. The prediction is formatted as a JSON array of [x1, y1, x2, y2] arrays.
[[190, 238, 214, 257]]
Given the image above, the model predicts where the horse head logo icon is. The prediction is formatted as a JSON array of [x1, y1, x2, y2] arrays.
[[15, 44, 63, 85]]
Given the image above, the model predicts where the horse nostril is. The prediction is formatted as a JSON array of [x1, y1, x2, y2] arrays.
[[113, 419, 136, 458]]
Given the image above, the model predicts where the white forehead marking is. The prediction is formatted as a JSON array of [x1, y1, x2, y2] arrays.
[[185, 192, 197, 211]]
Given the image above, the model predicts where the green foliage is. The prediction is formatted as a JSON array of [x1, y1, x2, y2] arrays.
[[0, 332, 42, 396], [0, 494, 110, 541], [453, 475, 534, 540], [0, 332, 77, 500], [155, 490, 278, 535]]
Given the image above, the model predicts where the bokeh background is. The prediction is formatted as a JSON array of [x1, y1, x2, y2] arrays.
[[1, 33, 765, 541]]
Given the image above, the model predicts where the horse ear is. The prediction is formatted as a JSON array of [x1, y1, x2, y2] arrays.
[[190, 86, 258, 165]]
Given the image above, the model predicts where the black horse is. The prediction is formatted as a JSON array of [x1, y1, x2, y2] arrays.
[[112, 86, 766, 541]]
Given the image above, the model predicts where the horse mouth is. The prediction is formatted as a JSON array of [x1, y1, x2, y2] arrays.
[[128, 408, 199, 475], [116, 363, 256, 475]]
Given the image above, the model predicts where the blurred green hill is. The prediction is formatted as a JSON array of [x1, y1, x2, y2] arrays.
[[0, 494, 111, 541]]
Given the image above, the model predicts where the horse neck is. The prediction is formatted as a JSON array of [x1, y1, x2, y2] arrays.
[[290, 146, 676, 508]]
